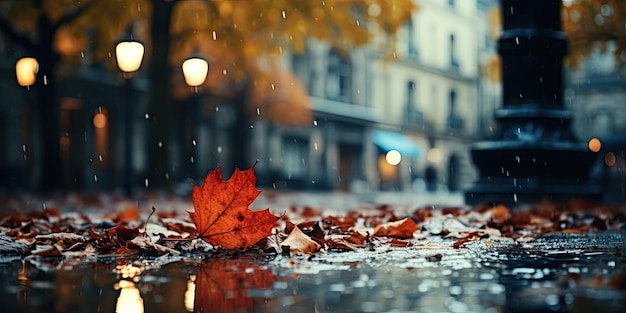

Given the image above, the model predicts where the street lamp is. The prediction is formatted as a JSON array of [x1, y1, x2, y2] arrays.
[[182, 54, 209, 89], [15, 57, 38, 87], [115, 27, 144, 196], [181, 52, 209, 181]]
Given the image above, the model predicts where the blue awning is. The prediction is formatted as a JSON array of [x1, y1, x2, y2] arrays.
[[371, 130, 421, 157]]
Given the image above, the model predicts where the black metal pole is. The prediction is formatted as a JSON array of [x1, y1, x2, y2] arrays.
[[124, 78, 133, 197], [465, 0, 601, 205]]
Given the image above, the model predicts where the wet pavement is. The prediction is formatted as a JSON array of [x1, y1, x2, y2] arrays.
[[1, 191, 625, 312]]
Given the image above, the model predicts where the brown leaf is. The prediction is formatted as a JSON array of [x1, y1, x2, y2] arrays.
[[373, 218, 419, 239], [280, 225, 321, 255], [189, 164, 280, 250]]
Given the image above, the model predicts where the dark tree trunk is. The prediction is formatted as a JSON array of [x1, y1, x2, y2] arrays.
[[34, 15, 62, 192], [146, 0, 175, 189]]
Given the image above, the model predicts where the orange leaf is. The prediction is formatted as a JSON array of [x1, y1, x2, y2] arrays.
[[189, 163, 280, 250], [373, 218, 419, 239]]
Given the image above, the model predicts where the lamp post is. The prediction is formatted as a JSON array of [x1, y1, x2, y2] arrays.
[[115, 27, 144, 197], [465, 0, 601, 205], [181, 53, 209, 181]]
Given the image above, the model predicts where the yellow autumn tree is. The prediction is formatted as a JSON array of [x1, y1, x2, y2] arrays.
[[563, 0, 626, 67]]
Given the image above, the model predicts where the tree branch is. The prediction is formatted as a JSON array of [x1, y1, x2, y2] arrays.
[[0, 14, 36, 51], [52, 0, 99, 31]]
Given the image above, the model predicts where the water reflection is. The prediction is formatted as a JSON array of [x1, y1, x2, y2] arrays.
[[0, 234, 624, 313], [115, 264, 144, 313]]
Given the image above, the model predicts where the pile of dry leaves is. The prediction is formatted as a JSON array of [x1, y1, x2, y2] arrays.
[[1, 165, 625, 259]]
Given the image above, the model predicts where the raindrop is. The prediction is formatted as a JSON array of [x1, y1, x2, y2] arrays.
[[515, 156, 521, 163], [313, 120, 318, 126], [539, 76, 543, 83], [311, 180, 315, 184], [513, 193, 518, 202], [158, 141, 163, 148], [43, 75, 48, 85], [80, 52, 84, 58], [192, 139, 197, 146], [212, 31, 217, 40], [256, 107, 261, 115], [217, 146, 222, 153], [190, 156, 194, 163], [98, 154, 103, 162], [271, 83, 275, 90], [145, 178, 149, 187], [145, 113, 149, 119], [22, 145, 26, 152], [314, 142, 318, 150], [272, 183, 276, 189], [281, 10, 286, 19], [94, 175, 98, 182], [215, 106, 220, 112], [166, 173, 169, 180], [515, 37, 519, 45], [223, 69, 227, 75], [356, 19, 360, 26], [519, 93, 523, 98], [510, 6, 514, 15], [250, 124, 254, 129]]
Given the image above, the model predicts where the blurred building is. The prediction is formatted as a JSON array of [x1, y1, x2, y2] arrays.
[[251, 0, 500, 193], [567, 42, 626, 202], [0, 0, 500, 194]]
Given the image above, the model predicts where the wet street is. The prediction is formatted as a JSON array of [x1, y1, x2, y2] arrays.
[[1, 191, 625, 313]]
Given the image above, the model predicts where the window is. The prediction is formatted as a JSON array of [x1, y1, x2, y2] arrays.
[[291, 50, 310, 94], [405, 81, 423, 125], [283, 137, 308, 179], [326, 50, 352, 102], [407, 21, 418, 57], [450, 34, 459, 69], [447, 89, 464, 130]]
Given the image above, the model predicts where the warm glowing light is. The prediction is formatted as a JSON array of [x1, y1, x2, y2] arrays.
[[427, 148, 442, 163], [115, 280, 144, 313], [588, 138, 601, 152], [605, 152, 616, 166], [385, 150, 402, 166], [116, 41, 144, 72], [184, 275, 196, 312], [93, 112, 107, 129], [182, 57, 209, 87], [15, 57, 38, 86]]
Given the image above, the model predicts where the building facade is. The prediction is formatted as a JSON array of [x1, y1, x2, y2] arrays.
[[0, 0, 499, 194]]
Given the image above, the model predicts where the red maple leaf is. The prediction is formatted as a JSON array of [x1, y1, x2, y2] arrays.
[[189, 163, 280, 250]]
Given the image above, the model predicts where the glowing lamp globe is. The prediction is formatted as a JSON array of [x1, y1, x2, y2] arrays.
[[116, 41, 144, 73], [15, 57, 39, 86], [182, 57, 209, 87], [385, 150, 402, 166]]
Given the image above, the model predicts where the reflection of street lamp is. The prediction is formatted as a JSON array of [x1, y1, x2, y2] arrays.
[[181, 53, 208, 181], [115, 27, 144, 196], [15, 57, 39, 87]]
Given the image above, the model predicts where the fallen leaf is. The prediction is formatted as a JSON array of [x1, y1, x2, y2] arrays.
[[280, 225, 321, 255], [373, 218, 419, 239], [114, 205, 140, 223], [189, 164, 280, 250]]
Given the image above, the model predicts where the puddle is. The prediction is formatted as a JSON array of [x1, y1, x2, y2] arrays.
[[1, 232, 625, 312]]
